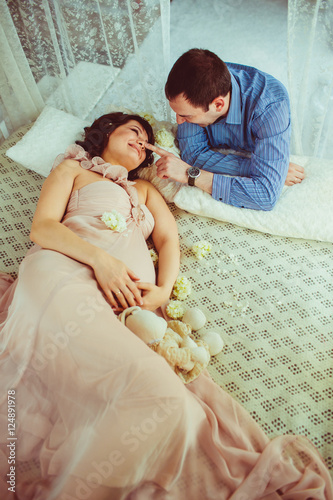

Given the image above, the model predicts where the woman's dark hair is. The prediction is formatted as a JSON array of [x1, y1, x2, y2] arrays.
[[165, 48, 231, 111], [76, 112, 155, 180]]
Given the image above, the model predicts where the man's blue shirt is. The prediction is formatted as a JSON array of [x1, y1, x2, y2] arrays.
[[177, 63, 291, 210]]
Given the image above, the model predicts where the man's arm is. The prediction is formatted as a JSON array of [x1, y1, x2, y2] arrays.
[[146, 100, 303, 210], [177, 123, 248, 177], [178, 100, 293, 211]]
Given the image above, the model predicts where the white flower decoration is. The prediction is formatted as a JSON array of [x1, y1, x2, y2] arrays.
[[138, 112, 155, 126], [192, 240, 212, 259], [101, 210, 127, 233], [155, 128, 175, 148], [166, 300, 186, 320], [150, 248, 158, 265], [172, 275, 192, 301]]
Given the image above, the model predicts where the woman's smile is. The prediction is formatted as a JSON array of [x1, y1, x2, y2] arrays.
[[102, 120, 149, 171], [129, 141, 145, 157]]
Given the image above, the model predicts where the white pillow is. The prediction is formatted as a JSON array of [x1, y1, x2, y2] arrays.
[[6, 106, 87, 177], [173, 155, 333, 243]]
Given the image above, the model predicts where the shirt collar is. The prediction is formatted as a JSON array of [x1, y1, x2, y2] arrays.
[[225, 72, 242, 125]]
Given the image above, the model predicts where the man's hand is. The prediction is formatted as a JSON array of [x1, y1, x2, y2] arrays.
[[285, 162, 305, 186], [145, 143, 189, 184]]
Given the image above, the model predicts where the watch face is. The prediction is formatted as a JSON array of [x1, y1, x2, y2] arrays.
[[187, 166, 201, 186], [188, 166, 201, 178]]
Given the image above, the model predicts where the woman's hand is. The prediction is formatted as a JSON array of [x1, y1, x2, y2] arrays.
[[136, 282, 170, 312], [92, 252, 143, 311]]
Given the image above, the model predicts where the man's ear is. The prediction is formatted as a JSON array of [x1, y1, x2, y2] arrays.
[[212, 96, 226, 112]]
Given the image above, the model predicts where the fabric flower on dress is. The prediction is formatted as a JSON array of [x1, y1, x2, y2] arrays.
[[155, 128, 175, 148], [172, 275, 192, 300], [101, 210, 127, 233], [150, 248, 158, 265], [192, 240, 212, 259], [166, 300, 186, 320]]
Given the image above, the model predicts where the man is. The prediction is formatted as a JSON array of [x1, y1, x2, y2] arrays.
[[146, 48, 304, 211]]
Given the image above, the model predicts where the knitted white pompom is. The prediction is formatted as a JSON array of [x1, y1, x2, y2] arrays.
[[182, 308, 206, 330], [201, 331, 224, 356]]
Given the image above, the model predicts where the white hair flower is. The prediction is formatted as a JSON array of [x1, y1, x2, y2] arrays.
[[138, 112, 155, 126], [166, 300, 186, 319], [150, 248, 158, 265], [155, 128, 175, 148], [172, 275, 192, 300], [101, 210, 127, 233], [192, 240, 212, 259]]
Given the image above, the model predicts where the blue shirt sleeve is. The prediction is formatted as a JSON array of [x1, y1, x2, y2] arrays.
[[177, 123, 249, 177], [177, 99, 291, 211]]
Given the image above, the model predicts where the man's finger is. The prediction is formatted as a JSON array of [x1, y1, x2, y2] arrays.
[[145, 143, 172, 157]]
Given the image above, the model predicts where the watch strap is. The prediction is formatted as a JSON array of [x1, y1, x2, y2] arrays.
[[188, 175, 195, 186], [187, 166, 200, 186]]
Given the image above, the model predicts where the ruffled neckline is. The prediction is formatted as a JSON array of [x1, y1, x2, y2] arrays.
[[53, 144, 145, 224]]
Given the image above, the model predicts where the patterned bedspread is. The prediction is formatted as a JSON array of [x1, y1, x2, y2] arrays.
[[1, 125, 332, 479]]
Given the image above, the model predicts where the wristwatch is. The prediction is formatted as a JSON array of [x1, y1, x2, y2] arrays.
[[187, 166, 201, 186]]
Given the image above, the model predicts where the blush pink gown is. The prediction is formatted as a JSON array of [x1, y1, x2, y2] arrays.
[[0, 146, 332, 500]]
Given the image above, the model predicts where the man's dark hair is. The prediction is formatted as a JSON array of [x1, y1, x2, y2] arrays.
[[165, 49, 231, 111], [76, 112, 154, 180]]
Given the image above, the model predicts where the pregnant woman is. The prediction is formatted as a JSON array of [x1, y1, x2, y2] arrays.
[[0, 112, 332, 499]]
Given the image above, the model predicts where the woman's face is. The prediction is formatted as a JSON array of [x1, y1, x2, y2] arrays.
[[102, 120, 149, 171]]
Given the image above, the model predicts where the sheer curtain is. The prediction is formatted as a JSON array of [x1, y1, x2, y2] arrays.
[[0, 0, 170, 143], [288, 0, 333, 159], [0, 0, 44, 140], [0, 0, 332, 160]]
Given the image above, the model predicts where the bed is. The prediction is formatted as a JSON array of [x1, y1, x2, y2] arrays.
[[1, 117, 332, 484]]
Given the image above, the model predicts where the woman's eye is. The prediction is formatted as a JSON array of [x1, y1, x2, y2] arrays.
[[131, 128, 139, 135]]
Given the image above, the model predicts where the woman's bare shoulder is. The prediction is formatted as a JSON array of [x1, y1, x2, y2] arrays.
[[54, 158, 82, 172], [134, 178, 150, 186], [134, 178, 152, 203], [134, 179, 151, 193], [50, 158, 83, 181], [135, 178, 158, 193]]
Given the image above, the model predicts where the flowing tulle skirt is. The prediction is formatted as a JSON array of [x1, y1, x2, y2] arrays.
[[0, 243, 332, 499]]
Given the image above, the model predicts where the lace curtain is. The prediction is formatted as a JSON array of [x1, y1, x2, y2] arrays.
[[0, 0, 332, 160], [0, 0, 170, 142], [287, 0, 333, 159]]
